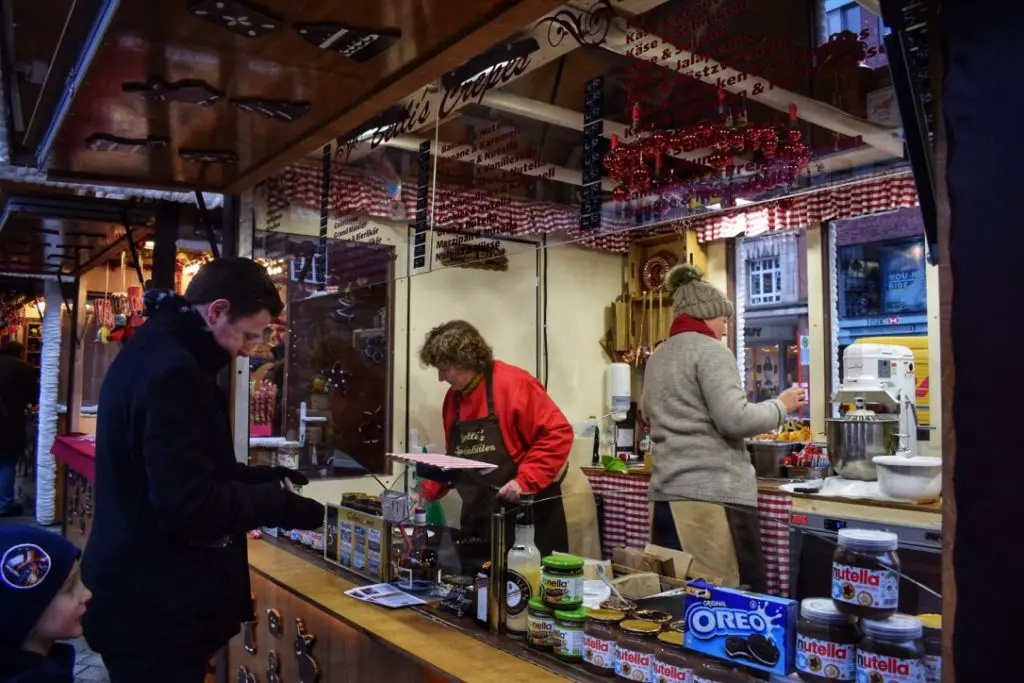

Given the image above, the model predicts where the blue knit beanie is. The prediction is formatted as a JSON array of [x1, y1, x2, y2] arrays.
[[0, 524, 80, 648]]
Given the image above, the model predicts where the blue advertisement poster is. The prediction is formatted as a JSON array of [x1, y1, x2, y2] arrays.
[[880, 241, 927, 313]]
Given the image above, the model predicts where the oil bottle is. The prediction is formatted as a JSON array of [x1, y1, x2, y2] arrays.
[[505, 493, 541, 638]]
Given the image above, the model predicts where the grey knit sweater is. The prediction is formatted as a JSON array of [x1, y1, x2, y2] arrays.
[[640, 332, 787, 508]]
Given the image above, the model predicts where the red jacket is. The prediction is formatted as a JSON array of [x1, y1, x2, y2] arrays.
[[421, 360, 573, 500]]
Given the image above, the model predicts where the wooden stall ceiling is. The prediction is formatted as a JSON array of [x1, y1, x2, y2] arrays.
[[296, 0, 904, 218], [5, 0, 75, 129], [0, 182, 217, 274], [27, 0, 570, 193]]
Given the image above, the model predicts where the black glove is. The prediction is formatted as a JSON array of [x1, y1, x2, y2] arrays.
[[274, 466, 310, 487], [281, 492, 325, 531]]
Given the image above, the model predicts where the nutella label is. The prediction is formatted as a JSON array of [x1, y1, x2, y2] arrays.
[[653, 657, 692, 682], [541, 571, 583, 606], [924, 654, 941, 683], [555, 626, 584, 659], [527, 615, 553, 647], [832, 562, 899, 609], [582, 633, 615, 670], [856, 650, 925, 683], [615, 644, 654, 682], [796, 633, 856, 681]]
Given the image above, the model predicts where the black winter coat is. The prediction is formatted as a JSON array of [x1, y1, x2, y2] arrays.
[[81, 295, 323, 660], [0, 350, 37, 460], [0, 643, 75, 683]]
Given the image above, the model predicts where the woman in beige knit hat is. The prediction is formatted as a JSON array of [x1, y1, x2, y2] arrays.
[[640, 265, 805, 591]]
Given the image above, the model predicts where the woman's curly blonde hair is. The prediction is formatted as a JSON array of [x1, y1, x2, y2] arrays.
[[419, 320, 493, 372]]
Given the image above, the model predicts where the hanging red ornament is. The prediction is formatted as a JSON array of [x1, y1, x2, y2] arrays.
[[695, 122, 713, 141], [649, 131, 668, 153], [681, 132, 697, 152], [761, 139, 777, 158], [632, 165, 652, 192], [709, 152, 731, 170], [788, 127, 802, 143], [728, 130, 745, 150], [613, 185, 629, 202]]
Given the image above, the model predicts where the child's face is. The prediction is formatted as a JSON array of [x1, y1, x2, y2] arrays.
[[32, 561, 91, 641]]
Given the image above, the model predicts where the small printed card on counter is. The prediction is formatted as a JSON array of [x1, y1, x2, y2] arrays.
[[345, 583, 426, 609]]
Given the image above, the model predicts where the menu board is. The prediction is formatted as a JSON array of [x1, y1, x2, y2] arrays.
[[324, 503, 389, 583]]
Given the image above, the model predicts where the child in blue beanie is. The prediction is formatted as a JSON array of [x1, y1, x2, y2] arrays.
[[0, 524, 92, 683]]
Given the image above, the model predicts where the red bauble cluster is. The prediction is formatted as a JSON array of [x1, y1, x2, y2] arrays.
[[603, 110, 813, 204]]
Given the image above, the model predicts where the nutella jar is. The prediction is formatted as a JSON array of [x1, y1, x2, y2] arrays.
[[583, 609, 626, 676], [918, 613, 942, 683], [857, 614, 926, 683], [553, 607, 589, 662], [653, 630, 698, 682], [616, 619, 660, 681], [632, 609, 674, 631], [795, 598, 859, 683], [526, 597, 554, 650], [831, 529, 900, 618]]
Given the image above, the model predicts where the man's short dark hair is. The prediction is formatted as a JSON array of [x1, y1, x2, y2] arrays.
[[184, 258, 283, 319]]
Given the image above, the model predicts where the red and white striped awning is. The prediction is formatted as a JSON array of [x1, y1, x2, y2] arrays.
[[263, 164, 920, 253]]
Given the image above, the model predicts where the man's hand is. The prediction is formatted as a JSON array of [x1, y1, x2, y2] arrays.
[[274, 466, 309, 488], [497, 479, 523, 504]]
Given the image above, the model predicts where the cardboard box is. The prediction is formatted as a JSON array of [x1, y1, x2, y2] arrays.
[[643, 543, 694, 580], [683, 580, 798, 677]]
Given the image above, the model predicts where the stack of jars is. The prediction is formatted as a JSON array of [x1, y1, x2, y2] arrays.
[[794, 528, 942, 683]]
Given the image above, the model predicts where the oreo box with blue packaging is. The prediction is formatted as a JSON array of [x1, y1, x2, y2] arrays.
[[683, 580, 798, 676]]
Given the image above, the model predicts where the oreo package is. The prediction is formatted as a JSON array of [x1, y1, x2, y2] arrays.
[[683, 580, 798, 676]]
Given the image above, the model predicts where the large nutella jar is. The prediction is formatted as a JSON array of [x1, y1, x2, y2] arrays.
[[795, 598, 859, 683], [831, 529, 900, 618], [653, 631, 698, 682], [857, 614, 926, 683], [615, 619, 661, 682], [583, 609, 626, 677]]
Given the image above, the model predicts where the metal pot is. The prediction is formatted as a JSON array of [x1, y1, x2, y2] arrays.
[[748, 441, 803, 478], [825, 416, 899, 481]]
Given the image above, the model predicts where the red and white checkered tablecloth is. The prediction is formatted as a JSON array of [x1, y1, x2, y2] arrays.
[[586, 473, 653, 558], [757, 491, 793, 597], [584, 472, 793, 597]]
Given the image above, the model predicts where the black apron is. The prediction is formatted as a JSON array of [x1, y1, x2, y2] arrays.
[[449, 367, 569, 557]]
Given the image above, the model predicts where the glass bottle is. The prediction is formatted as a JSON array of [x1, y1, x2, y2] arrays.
[[506, 494, 541, 638]]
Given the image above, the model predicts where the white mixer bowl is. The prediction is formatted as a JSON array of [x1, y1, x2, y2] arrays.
[[872, 455, 942, 503]]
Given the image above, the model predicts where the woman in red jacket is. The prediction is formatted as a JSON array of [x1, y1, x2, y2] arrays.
[[419, 320, 599, 558]]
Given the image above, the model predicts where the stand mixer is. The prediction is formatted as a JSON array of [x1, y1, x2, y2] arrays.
[[827, 343, 919, 480]]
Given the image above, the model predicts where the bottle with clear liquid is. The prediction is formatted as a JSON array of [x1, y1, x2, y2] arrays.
[[505, 493, 541, 638]]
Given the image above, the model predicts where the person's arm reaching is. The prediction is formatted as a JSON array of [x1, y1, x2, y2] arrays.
[[696, 343, 786, 439], [509, 376, 573, 495], [419, 390, 456, 502], [142, 370, 324, 539]]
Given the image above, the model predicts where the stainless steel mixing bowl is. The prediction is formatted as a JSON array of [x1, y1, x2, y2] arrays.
[[825, 416, 899, 481]]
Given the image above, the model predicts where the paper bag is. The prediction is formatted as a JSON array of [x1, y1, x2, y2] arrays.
[[643, 543, 695, 580], [612, 572, 662, 598]]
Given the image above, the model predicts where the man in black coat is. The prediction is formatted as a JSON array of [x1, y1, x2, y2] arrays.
[[81, 258, 325, 682], [0, 341, 37, 517]]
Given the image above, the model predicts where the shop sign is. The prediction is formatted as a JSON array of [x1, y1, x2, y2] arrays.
[[744, 324, 796, 340]]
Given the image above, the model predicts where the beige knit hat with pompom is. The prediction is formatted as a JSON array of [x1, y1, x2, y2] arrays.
[[665, 264, 734, 320]]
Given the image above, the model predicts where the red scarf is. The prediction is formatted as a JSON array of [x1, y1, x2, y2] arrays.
[[669, 314, 717, 339]]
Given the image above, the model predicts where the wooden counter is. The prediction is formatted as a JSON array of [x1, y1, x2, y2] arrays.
[[232, 538, 578, 683]]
